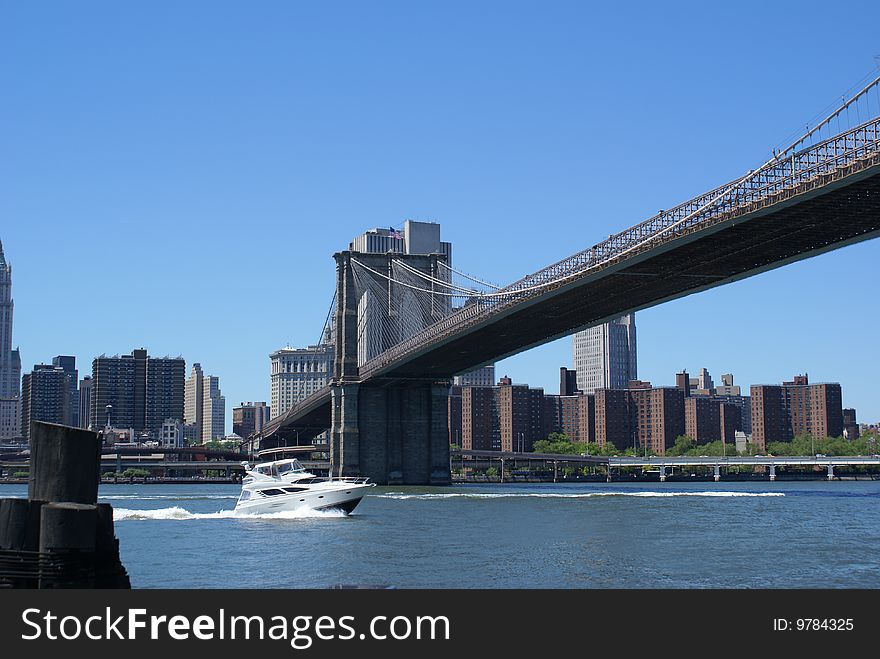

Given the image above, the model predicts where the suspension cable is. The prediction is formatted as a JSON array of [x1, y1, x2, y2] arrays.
[[391, 258, 487, 295], [436, 261, 503, 290]]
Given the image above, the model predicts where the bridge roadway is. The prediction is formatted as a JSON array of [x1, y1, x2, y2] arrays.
[[263, 116, 880, 447]]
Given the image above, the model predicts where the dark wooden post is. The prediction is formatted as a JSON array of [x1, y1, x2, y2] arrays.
[[28, 421, 102, 503], [38, 502, 97, 588], [0, 421, 130, 588]]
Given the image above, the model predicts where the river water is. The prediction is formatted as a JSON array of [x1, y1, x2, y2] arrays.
[[4, 480, 879, 588]]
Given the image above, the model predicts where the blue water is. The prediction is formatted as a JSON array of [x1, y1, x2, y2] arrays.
[[4, 480, 879, 588]]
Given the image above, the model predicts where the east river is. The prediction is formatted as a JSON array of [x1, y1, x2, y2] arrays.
[[4, 481, 879, 588]]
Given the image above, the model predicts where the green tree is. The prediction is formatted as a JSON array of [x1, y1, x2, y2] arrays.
[[532, 433, 583, 455], [666, 435, 696, 456], [121, 468, 150, 478]]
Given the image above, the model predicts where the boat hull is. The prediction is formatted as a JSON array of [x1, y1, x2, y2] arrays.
[[233, 483, 373, 516]]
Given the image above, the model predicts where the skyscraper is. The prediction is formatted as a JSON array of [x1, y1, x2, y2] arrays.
[[78, 376, 93, 430], [91, 348, 185, 436], [21, 364, 70, 440], [572, 313, 637, 395], [51, 355, 79, 428], [0, 240, 22, 439], [270, 345, 333, 418], [750, 374, 843, 449], [184, 363, 226, 443], [453, 365, 495, 387]]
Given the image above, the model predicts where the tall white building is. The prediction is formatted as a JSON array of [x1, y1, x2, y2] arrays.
[[350, 220, 493, 381], [270, 345, 333, 419], [572, 313, 637, 394], [0, 240, 22, 439], [453, 364, 495, 387], [184, 363, 226, 443]]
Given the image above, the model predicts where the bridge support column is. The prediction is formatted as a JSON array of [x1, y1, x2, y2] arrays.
[[769, 465, 776, 481], [827, 464, 834, 481], [330, 383, 361, 479], [714, 465, 721, 482], [331, 380, 451, 485], [659, 465, 666, 482]]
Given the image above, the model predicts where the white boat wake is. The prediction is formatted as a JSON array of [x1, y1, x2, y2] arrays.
[[375, 491, 785, 500], [113, 506, 349, 521]]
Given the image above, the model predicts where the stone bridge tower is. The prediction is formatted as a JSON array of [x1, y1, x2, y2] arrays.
[[330, 250, 451, 485]]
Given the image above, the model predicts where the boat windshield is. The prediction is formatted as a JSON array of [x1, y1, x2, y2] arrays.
[[276, 459, 305, 475]]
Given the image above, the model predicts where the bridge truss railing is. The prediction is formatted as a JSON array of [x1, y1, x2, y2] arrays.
[[357, 109, 880, 381]]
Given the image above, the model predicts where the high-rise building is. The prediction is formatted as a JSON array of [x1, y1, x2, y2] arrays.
[[630, 387, 685, 456], [572, 313, 637, 395], [91, 349, 185, 436], [448, 385, 463, 446], [350, 220, 452, 266], [497, 377, 544, 452], [594, 388, 633, 451], [204, 375, 225, 442], [0, 396, 18, 439], [593, 383, 685, 455], [270, 345, 333, 419], [51, 355, 79, 428], [21, 364, 70, 440], [78, 376, 93, 430], [233, 401, 271, 439], [675, 370, 691, 397], [0, 240, 22, 439], [578, 394, 596, 444], [453, 365, 495, 387], [543, 394, 581, 442], [685, 396, 722, 444], [677, 368, 750, 434], [750, 374, 843, 449], [184, 363, 226, 442], [185, 364, 204, 441], [350, 219, 492, 382], [461, 386, 500, 451], [559, 367, 579, 396], [715, 373, 740, 396], [713, 394, 752, 435], [719, 403, 742, 445]]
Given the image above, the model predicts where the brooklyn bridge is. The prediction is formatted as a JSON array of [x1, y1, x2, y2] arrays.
[[258, 76, 880, 485]]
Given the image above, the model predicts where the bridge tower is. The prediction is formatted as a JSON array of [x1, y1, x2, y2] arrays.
[[330, 250, 452, 485]]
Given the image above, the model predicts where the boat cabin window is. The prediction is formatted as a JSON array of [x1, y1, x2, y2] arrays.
[[239, 490, 252, 502], [282, 487, 307, 493], [260, 488, 286, 497]]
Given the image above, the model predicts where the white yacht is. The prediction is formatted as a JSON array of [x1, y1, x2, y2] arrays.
[[234, 458, 375, 515]]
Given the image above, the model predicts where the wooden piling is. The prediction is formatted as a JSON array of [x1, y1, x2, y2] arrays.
[[0, 498, 43, 551], [0, 422, 131, 588], [28, 421, 102, 504], [38, 502, 97, 588]]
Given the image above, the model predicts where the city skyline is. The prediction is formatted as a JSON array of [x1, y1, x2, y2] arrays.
[[2, 3, 878, 429]]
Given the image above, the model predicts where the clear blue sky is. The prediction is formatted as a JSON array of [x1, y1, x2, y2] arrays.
[[2, 0, 878, 429]]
